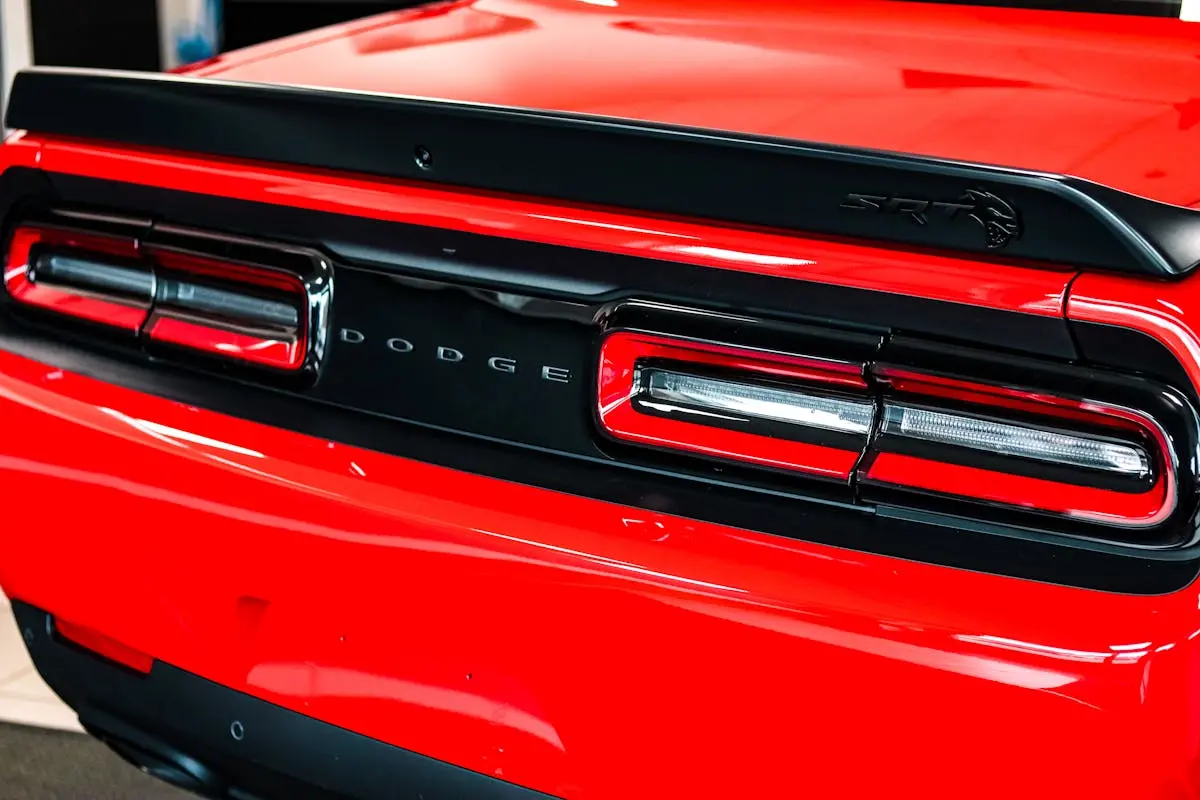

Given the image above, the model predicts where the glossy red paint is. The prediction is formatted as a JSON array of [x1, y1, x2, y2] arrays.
[[596, 331, 866, 479], [2, 226, 149, 331], [190, 0, 1200, 207], [31, 138, 1076, 318], [862, 451, 1170, 527], [55, 618, 154, 675], [145, 314, 303, 370], [3, 348, 1200, 798]]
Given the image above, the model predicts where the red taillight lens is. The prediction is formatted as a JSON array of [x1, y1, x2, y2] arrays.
[[863, 452, 1169, 525], [3, 225, 152, 331], [144, 248, 307, 371], [597, 331, 873, 480], [2, 218, 329, 377], [55, 618, 153, 674]]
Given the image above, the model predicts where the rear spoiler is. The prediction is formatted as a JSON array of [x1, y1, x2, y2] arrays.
[[7, 66, 1200, 278]]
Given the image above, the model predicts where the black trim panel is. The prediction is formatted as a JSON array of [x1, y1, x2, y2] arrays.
[[7, 67, 1200, 276], [11, 601, 557, 800], [1071, 321, 1198, 402]]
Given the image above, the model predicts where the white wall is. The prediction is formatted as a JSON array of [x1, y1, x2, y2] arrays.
[[1, 0, 32, 117]]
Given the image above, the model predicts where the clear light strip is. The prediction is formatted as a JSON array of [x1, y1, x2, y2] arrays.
[[38, 254, 154, 300], [882, 404, 1151, 478], [161, 280, 299, 328], [643, 369, 875, 435]]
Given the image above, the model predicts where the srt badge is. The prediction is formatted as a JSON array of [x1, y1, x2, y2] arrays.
[[841, 188, 1023, 250]]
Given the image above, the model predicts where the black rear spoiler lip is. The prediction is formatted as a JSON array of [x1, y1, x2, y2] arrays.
[[7, 66, 1198, 278]]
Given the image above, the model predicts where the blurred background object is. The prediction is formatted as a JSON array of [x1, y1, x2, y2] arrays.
[[223, 1, 408, 50], [158, 0, 222, 70]]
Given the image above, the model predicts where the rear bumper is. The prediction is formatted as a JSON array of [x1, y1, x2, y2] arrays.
[[3, 346, 1200, 798], [12, 599, 550, 799]]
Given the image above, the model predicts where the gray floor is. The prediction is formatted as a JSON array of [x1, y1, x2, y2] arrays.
[[0, 721, 191, 799]]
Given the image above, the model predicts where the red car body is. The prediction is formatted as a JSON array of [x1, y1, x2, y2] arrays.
[[4, 1, 1200, 798]]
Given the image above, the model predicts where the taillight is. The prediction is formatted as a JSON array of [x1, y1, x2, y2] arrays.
[[860, 368, 1174, 530], [598, 310, 1198, 545], [1, 215, 331, 380], [143, 247, 308, 371], [597, 331, 873, 480]]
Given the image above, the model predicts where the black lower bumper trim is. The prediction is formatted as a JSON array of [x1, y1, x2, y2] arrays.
[[11, 600, 558, 800]]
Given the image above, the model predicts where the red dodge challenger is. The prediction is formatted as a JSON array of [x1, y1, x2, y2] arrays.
[[3, 0, 1200, 797]]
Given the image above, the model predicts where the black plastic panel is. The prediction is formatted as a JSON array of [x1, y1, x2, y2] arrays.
[[1071, 320, 1198, 403], [315, 270, 598, 455], [8, 67, 1200, 276]]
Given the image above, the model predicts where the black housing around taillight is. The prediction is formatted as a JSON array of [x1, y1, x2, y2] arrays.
[[860, 337, 1198, 545], [597, 303, 1200, 548]]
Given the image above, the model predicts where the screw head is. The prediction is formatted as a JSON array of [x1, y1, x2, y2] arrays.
[[413, 146, 433, 171], [230, 720, 245, 741]]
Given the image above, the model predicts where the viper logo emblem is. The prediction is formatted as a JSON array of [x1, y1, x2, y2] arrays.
[[841, 188, 1023, 250], [961, 189, 1022, 249]]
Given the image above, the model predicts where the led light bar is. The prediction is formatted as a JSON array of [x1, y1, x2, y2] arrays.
[[861, 370, 1176, 530], [598, 331, 872, 480], [641, 369, 875, 435], [158, 279, 300, 329], [880, 404, 1151, 478], [36, 253, 155, 300], [146, 274, 306, 371]]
